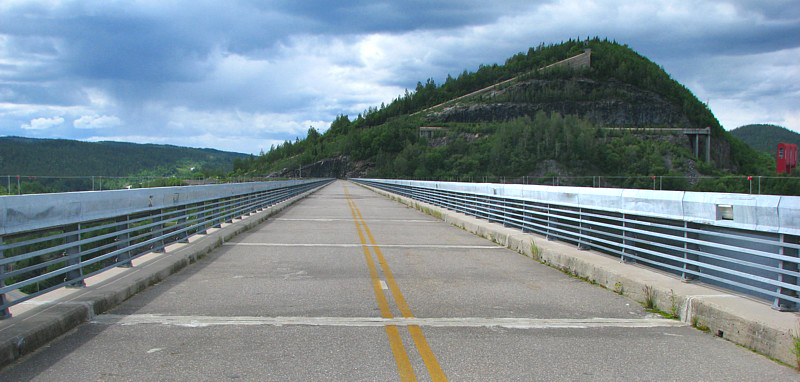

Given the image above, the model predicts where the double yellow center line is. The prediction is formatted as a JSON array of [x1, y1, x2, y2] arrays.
[[345, 186, 447, 382]]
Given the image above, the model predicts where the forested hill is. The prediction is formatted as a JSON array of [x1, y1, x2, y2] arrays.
[[234, 38, 781, 192], [729, 124, 800, 153], [0, 136, 248, 177]]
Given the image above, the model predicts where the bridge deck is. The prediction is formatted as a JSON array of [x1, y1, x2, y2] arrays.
[[1, 180, 795, 380]]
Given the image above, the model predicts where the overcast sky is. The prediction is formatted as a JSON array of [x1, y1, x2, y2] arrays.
[[1, 0, 798, 154]]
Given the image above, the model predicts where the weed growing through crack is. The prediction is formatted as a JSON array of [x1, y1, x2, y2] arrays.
[[691, 316, 710, 332], [530, 241, 540, 259], [643, 285, 656, 310], [792, 325, 800, 370], [613, 282, 624, 295], [639, 286, 680, 320], [669, 289, 679, 319]]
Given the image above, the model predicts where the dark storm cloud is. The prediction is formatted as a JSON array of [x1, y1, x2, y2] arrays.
[[727, 0, 800, 20], [0, 0, 798, 154], [3, 8, 212, 83], [59, 17, 210, 82], [642, 21, 800, 59], [0, 82, 85, 106], [1, 0, 535, 85], [258, 0, 540, 34]]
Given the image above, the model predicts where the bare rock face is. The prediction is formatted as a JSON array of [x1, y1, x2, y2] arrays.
[[426, 77, 691, 128]]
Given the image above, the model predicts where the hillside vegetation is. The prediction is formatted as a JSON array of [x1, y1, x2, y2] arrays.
[[730, 124, 800, 153], [232, 38, 794, 193], [0, 136, 248, 177], [0, 137, 251, 194]]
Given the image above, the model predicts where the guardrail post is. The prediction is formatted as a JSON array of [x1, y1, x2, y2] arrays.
[[501, 197, 509, 227], [255, 191, 265, 211], [469, 193, 477, 218], [621, 214, 635, 263], [242, 194, 251, 217], [477, 194, 485, 220], [241, 193, 250, 217], [249, 192, 258, 214], [64, 224, 85, 288], [1, 236, 11, 319], [198, 201, 209, 235], [234, 194, 244, 220], [772, 234, 799, 311], [212, 198, 223, 228], [681, 222, 699, 281], [177, 204, 190, 243], [578, 208, 589, 250], [270, 188, 281, 206], [521, 200, 529, 233], [225, 197, 234, 224], [115, 215, 132, 268], [252, 191, 261, 212], [152, 210, 166, 253], [546, 203, 553, 240]]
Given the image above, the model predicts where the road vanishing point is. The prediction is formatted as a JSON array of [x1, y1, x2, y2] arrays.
[[1, 180, 797, 381]]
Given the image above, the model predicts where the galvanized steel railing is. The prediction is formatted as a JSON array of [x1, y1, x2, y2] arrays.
[[0, 179, 332, 318], [354, 178, 800, 312]]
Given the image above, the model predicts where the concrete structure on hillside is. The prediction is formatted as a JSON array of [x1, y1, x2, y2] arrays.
[[599, 126, 711, 162], [418, 126, 448, 139], [542, 48, 591, 71]]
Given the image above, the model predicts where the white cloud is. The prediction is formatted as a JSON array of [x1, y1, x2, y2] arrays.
[[783, 112, 800, 134], [83, 88, 115, 108], [676, 46, 800, 131], [20, 116, 64, 130], [73, 114, 122, 129]]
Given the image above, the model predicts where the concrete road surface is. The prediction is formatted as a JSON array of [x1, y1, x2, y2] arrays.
[[1, 180, 796, 381]]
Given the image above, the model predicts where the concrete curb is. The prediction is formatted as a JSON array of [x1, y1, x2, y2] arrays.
[[357, 182, 800, 368], [0, 184, 328, 369]]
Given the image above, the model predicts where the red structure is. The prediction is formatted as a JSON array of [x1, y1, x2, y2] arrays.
[[776, 143, 798, 174]]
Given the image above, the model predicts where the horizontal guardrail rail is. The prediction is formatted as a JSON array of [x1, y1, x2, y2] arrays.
[[0, 179, 333, 318], [354, 178, 800, 312]]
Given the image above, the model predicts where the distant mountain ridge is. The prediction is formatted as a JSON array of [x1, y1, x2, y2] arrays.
[[729, 124, 800, 154], [0, 136, 249, 177]]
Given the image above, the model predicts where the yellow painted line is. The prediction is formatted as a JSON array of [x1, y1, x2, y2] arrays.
[[349, 190, 448, 382], [385, 325, 415, 381], [350, 200, 394, 320], [345, 190, 416, 382]]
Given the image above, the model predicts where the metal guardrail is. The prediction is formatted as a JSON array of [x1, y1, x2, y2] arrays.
[[354, 178, 800, 312], [1, 174, 313, 195], [0, 179, 333, 318]]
